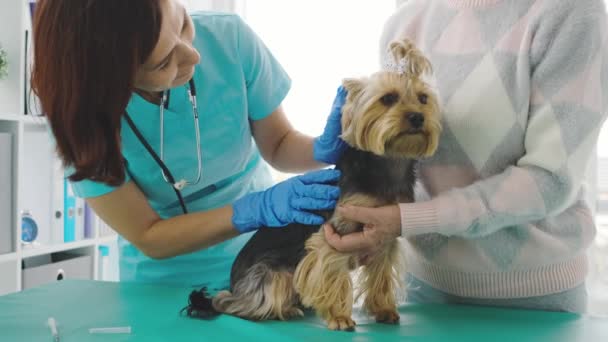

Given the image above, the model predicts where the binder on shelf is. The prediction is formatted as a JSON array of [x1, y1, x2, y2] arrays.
[[98, 219, 116, 238], [98, 245, 110, 281], [63, 180, 76, 243], [0, 133, 14, 254], [23, 29, 29, 115], [84, 204, 95, 239], [74, 198, 85, 241], [29, 0, 37, 20], [50, 158, 64, 244]]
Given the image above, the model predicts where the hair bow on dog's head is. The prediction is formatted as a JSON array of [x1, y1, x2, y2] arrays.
[[382, 55, 409, 75], [382, 39, 433, 79]]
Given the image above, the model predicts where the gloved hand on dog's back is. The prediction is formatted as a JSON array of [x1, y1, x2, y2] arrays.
[[232, 169, 341, 233], [313, 86, 348, 165]]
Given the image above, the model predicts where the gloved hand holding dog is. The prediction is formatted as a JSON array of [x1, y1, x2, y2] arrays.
[[313, 86, 348, 165], [232, 169, 341, 233]]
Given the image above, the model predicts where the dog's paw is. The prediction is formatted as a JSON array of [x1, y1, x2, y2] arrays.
[[375, 310, 400, 324], [327, 316, 356, 331]]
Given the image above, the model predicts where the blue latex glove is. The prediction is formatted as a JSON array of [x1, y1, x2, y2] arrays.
[[313, 86, 348, 165], [232, 169, 341, 233]]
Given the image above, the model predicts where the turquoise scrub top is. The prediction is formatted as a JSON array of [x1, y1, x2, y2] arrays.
[[69, 12, 291, 291]]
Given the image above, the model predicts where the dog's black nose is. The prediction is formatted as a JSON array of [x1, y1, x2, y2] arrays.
[[407, 112, 425, 129]]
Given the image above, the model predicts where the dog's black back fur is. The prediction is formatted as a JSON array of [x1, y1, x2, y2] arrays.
[[336, 148, 416, 201]]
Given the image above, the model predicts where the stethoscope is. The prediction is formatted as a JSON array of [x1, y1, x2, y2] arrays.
[[124, 78, 202, 214]]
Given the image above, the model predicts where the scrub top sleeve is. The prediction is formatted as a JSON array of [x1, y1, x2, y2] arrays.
[[67, 166, 131, 199], [235, 16, 292, 121]]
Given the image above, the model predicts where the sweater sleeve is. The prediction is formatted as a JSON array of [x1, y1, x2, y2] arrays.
[[400, 1, 608, 238]]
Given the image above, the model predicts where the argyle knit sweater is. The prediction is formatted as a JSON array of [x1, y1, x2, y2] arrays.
[[381, 0, 608, 298]]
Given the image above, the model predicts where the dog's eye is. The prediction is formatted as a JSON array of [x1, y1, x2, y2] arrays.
[[380, 92, 399, 106], [418, 93, 428, 105]]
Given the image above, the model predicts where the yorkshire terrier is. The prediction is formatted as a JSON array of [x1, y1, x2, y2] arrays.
[[182, 38, 442, 331]]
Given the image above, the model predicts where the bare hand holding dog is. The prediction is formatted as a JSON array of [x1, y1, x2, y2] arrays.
[[324, 205, 402, 258]]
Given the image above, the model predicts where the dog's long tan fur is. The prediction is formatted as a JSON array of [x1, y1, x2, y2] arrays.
[[213, 265, 302, 321], [294, 232, 355, 329], [359, 239, 405, 322]]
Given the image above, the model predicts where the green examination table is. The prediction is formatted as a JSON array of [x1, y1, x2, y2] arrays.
[[1, 280, 607, 341]]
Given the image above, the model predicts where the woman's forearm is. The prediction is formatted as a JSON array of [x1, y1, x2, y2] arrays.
[[269, 130, 325, 173], [137, 205, 239, 259], [87, 181, 241, 260]]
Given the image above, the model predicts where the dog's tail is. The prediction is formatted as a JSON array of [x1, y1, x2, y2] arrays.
[[183, 263, 302, 321], [181, 287, 221, 319]]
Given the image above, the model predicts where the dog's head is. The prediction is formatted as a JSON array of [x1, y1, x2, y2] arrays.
[[340, 39, 442, 159]]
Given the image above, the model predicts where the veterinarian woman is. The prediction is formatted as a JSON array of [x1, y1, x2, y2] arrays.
[[32, 0, 347, 291], [325, 0, 608, 313]]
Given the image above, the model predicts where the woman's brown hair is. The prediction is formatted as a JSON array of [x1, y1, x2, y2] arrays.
[[32, 0, 162, 186]]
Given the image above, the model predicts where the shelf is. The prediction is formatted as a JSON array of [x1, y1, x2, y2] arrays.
[[0, 113, 46, 125], [0, 252, 18, 263], [0, 113, 23, 122], [21, 115, 46, 126], [98, 235, 118, 244], [0, 0, 121, 295], [20, 239, 97, 259]]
